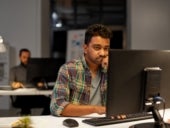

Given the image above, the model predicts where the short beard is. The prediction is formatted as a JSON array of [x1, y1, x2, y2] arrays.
[[20, 62, 27, 67]]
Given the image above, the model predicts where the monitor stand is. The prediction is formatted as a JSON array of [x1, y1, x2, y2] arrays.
[[129, 106, 170, 128]]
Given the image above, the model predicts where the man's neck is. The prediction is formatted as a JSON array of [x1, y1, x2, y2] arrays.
[[20, 63, 27, 68], [87, 62, 99, 78]]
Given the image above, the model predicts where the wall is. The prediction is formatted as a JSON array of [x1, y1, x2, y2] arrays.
[[1, 0, 170, 64], [1, 0, 170, 62], [127, 0, 170, 49], [0, 0, 50, 66], [0, 0, 50, 110]]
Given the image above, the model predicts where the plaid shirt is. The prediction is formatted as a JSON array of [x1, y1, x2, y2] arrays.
[[50, 55, 107, 116]]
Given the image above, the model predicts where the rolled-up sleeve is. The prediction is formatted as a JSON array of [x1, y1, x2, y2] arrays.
[[50, 65, 70, 116]]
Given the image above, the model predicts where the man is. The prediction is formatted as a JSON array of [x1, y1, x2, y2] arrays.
[[10, 48, 50, 115], [10, 48, 30, 89], [50, 24, 112, 117]]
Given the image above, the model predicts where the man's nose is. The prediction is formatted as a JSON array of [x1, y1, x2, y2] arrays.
[[99, 49, 108, 57]]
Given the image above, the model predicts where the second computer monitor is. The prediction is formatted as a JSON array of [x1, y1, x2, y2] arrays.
[[27, 58, 65, 86]]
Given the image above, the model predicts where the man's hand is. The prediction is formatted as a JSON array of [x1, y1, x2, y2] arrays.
[[94, 106, 106, 115], [37, 82, 44, 88], [102, 56, 108, 71], [11, 82, 24, 89]]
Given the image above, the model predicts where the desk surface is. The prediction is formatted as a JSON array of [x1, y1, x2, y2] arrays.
[[0, 86, 52, 96], [0, 109, 170, 128], [0, 115, 155, 128]]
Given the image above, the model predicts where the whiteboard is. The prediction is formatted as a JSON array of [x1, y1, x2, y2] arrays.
[[66, 29, 85, 62]]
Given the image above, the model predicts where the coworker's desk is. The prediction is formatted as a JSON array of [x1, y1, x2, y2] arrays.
[[0, 88, 52, 96], [0, 87, 52, 110], [0, 109, 170, 128]]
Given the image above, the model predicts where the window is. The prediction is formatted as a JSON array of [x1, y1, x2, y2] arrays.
[[50, 0, 126, 59]]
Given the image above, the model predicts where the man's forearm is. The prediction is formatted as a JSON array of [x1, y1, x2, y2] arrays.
[[11, 82, 24, 89], [61, 103, 105, 117]]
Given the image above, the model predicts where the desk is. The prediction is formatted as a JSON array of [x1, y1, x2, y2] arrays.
[[0, 87, 52, 96], [0, 109, 170, 128], [0, 87, 52, 110]]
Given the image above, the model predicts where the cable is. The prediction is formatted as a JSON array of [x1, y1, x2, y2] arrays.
[[153, 96, 166, 120]]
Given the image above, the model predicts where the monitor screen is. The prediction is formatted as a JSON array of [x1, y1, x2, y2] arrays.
[[26, 58, 65, 86], [106, 49, 170, 117]]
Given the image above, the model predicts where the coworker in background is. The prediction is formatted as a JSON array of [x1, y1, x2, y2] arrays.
[[10, 48, 30, 89], [50, 24, 112, 117], [10, 48, 50, 115]]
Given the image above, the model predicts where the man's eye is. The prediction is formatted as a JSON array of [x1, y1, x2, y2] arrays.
[[93, 46, 101, 50], [104, 47, 109, 51]]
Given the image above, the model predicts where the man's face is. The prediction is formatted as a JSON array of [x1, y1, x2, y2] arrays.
[[19, 51, 31, 65], [83, 36, 110, 66]]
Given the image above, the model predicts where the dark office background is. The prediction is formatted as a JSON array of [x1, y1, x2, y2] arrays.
[[50, 0, 126, 60], [0, 0, 170, 116]]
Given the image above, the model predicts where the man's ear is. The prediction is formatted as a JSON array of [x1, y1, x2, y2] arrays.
[[83, 44, 88, 54]]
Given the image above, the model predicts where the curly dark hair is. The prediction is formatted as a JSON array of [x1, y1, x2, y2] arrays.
[[84, 24, 112, 44]]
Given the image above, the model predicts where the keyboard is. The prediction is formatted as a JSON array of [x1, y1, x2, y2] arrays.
[[82, 112, 153, 126]]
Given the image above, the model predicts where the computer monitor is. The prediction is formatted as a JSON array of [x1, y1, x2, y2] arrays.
[[106, 49, 170, 118], [26, 58, 65, 88]]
